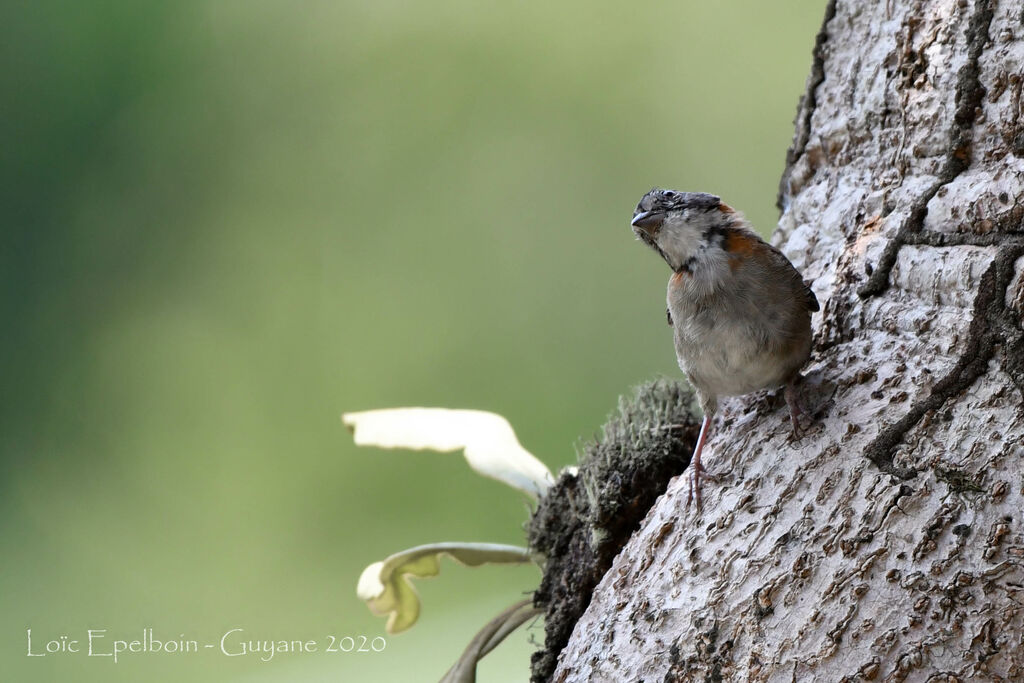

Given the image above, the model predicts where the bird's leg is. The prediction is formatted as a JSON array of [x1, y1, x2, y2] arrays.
[[784, 376, 806, 439], [686, 414, 712, 510]]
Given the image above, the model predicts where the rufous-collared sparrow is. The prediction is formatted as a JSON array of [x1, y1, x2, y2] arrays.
[[631, 189, 819, 508]]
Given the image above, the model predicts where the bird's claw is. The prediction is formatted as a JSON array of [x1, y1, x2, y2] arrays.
[[789, 412, 805, 440], [685, 459, 718, 511], [785, 379, 813, 440], [685, 467, 701, 511]]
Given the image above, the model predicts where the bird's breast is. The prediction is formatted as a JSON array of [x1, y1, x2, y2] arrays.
[[668, 282, 811, 397]]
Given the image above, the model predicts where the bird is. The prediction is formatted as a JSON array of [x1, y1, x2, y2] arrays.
[[630, 188, 819, 508]]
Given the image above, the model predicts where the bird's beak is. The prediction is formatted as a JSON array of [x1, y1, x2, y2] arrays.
[[631, 211, 665, 234]]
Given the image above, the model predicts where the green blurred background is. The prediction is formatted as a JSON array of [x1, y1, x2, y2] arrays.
[[1, 1, 823, 680]]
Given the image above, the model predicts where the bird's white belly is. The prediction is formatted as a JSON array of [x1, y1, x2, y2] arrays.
[[674, 316, 788, 397]]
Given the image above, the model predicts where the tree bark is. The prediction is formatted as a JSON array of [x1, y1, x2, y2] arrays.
[[554, 0, 1024, 680]]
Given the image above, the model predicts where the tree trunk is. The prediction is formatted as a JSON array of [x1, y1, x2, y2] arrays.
[[554, 0, 1024, 680]]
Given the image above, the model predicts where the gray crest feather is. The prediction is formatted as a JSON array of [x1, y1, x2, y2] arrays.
[[636, 189, 721, 213]]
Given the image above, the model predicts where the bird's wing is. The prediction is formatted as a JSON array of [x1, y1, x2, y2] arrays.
[[756, 238, 819, 313]]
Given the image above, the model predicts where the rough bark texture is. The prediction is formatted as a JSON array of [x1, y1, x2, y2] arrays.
[[553, 0, 1024, 680], [529, 381, 701, 682]]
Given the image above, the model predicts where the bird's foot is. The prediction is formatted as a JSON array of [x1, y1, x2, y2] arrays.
[[784, 378, 813, 440], [685, 459, 719, 511]]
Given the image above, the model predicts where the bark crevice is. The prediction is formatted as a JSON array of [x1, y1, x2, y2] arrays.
[[857, 0, 995, 299], [862, 232, 1024, 479], [778, 0, 839, 211]]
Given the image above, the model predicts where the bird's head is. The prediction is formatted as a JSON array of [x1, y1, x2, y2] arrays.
[[631, 189, 733, 272]]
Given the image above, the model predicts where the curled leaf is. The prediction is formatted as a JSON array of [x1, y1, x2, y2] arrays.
[[356, 543, 533, 634], [440, 599, 543, 683], [342, 408, 553, 499]]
